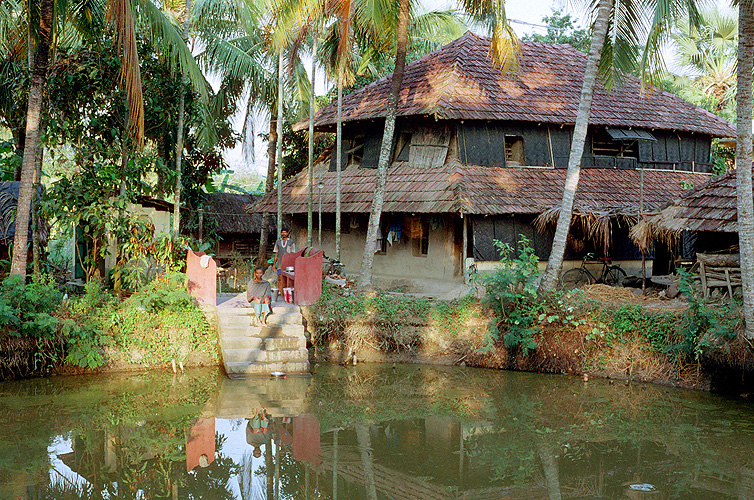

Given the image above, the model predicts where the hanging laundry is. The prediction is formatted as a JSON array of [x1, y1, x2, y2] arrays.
[[429, 215, 445, 230], [387, 220, 403, 245]]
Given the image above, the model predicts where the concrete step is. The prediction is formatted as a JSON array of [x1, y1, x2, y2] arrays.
[[220, 336, 266, 350], [218, 310, 303, 326], [249, 325, 306, 337], [264, 336, 306, 350], [225, 361, 310, 376], [223, 348, 309, 364]]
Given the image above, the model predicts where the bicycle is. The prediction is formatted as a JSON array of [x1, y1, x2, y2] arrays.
[[322, 255, 346, 280], [560, 253, 626, 290]]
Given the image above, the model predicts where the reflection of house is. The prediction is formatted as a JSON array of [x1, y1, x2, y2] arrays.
[[203, 193, 276, 264], [251, 32, 732, 289]]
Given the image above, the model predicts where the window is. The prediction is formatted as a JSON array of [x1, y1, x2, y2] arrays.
[[505, 135, 525, 166], [412, 218, 429, 256], [592, 129, 638, 158]]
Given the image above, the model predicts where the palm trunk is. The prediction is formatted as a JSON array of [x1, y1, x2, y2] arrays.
[[173, 0, 192, 240], [32, 135, 43, 276], [355, 425, 377, 500], [335, 66, 343, 260], [307, 36, 317, 248], [356, 0, 410, 288], [538, 442, 563, 500], [737, 3, 754, 339], [257, 113, 278, 266], [538, 0, 614, 293], [11, 0, 53, 277], [276, 51, 284, 239]]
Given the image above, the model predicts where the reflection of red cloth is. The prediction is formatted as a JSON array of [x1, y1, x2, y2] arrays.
[[293, 414, 321, 465], [186, 418, 216, 472]]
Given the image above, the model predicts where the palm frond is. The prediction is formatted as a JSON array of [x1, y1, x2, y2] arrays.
[[107, 0, 145, 145]]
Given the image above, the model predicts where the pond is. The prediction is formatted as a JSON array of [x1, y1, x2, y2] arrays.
[[0, 364, 753, 499]]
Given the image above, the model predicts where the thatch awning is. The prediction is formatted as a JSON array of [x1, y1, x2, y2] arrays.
[[204, 193, 274, 234], [630, 169, 744, 251], [0, 181, 49, 246]]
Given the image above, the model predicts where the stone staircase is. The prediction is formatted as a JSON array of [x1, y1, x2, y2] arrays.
[[215, 375, 310, 418], [216, 295, 310, 377]]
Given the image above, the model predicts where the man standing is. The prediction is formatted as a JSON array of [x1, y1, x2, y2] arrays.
[[272, 228, 295, 292]]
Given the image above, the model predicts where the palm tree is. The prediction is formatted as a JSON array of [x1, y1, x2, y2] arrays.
[[736, 2, 754, 339], [537, 0, 614, 292], [356, 0, 514, 288], [196, 0, 312, 263], [173, 0, 192, 239], [668, 7, 737, 118], [10, 0, 53, 277], [7, 0, 211, 277], [538, 0, 703, 292]]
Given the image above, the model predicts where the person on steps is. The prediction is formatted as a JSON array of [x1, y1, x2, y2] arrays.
[[247, 267, 272, 326], [272, 228, 295, 292]]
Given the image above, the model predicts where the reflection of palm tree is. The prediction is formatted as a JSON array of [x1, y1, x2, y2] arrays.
[[356, 424, 377, 500], [239, 451, 267, 500]]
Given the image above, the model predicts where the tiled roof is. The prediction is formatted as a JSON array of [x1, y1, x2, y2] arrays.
[[304, 32, 733, 137], [250, 161, 711, 216], [641, 170, 744, 234]]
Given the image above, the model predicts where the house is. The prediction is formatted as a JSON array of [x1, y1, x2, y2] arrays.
[[251, 32, 733, 291], [202, 192, 276, 265]]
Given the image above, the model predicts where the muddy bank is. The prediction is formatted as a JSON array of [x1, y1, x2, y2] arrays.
[[302, 285, 754, 395]]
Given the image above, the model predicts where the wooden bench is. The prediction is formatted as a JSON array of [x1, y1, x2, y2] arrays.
[[280, 248, 324, 305], [697, 253, 741, 300]]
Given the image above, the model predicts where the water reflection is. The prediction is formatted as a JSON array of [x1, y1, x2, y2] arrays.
[[0, 365, 753, 499]]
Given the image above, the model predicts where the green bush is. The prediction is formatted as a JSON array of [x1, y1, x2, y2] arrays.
[[480, 236, 544, 355], [125, 272, 195, 313], [0, 274, 63, 339], [675, 269, 740, 359]]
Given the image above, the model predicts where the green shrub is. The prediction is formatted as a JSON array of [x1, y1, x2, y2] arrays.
[[0, 274, 63, 339], [480, 236, 544, 355], [675, 269, 740, 359], [125, 272, 195, 313]]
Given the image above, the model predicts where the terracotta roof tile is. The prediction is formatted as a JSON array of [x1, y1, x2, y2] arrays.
[[301, 33, 733, 138], [645, 170, 747, 234], [250, 160, 710, 217]]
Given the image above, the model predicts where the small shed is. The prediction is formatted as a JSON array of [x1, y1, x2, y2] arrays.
[[630, 169, 744, 256], [203, 193, 276, 263]]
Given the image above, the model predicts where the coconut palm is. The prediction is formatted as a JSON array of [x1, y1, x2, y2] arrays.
[[6, 0, 211, 277], [356, 0, 514, 288], [668, 7, 737, 118], [736, 2, 754, 339], [538, 0, 703, 292], [196, 0, 312, 263]]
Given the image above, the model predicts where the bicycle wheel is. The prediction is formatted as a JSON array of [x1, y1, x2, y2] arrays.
[[604, 266, 627, 286], [561, 268, 592, 290]]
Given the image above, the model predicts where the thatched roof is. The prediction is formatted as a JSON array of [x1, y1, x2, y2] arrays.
[[630, 169, 744, 250], [298, 32, 734, 138], [203, 193, 274, 234], [0, 181, 49, 246]]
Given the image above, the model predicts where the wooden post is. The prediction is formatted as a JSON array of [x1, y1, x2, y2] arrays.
[[462, 212, 468, 280], [198, 208, 204, 244], [700, 261, 708, 299], [639, 172, 645, 283]]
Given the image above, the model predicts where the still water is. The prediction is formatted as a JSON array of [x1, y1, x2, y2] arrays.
[[0, 364, 753, 499]]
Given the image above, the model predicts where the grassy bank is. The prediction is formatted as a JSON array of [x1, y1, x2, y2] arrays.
[[308, 241, 754, 393], [0, 273, 218, 379]]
